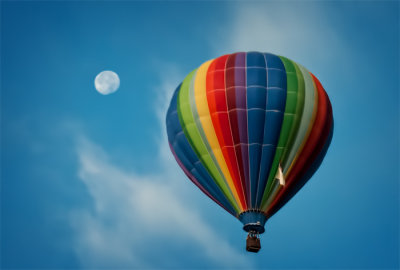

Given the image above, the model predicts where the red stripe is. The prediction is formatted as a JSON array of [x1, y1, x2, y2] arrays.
[[206, 54, 247, 209], [267, 73, 333, 214]]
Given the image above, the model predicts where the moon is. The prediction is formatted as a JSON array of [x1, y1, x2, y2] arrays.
[[94, 70, 120, 95]]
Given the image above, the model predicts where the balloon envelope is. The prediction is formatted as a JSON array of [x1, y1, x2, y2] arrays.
[[166, 52, 333, 233]]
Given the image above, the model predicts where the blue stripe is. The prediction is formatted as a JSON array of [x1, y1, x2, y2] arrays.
[[246, 52, 267, 207], [254, 53, 287, 207]]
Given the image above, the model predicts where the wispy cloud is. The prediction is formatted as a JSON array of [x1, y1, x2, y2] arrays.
[[70, 66, 250, 268], [211, 2, 348, 68]]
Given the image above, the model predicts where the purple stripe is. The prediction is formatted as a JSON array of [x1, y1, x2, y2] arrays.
[[233, 53, 250, 205], [240, 53, 250, 204], [225, 53, 250, 207]]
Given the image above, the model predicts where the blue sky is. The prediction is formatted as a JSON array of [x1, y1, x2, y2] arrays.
[[1, 1, 399, 269]]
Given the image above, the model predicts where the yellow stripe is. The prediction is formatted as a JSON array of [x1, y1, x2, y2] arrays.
[[193, 60, 244, 212]]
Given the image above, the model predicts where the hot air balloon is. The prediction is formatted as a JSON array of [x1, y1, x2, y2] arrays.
[[166, 52, 333, 252]]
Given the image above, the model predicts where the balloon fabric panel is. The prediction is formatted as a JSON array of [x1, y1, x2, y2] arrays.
[[177, 70, 241, 213], [205, 56, 247, 209], [258, 56, 298, 208], [283, 64, 318, 177], [260, 58, 306, 210], [224, 53, 250, 207], [206, 54, 250, 211], [262, 64, 319, 211], [253, 53, 287, 209], [278, 60, 306, 171], [192, 60, 246, 212], [246, 52, 268, 209], [166, 86, 237, 215]]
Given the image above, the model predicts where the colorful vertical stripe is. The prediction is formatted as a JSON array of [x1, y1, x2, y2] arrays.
[[166, 52, 333, 220]]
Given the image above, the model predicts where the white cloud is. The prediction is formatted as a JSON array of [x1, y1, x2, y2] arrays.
[[70, 67, 250, 268], [211, 2, 348, 69]]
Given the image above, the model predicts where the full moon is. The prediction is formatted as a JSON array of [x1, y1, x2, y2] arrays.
[[94, 70, 120, 95]]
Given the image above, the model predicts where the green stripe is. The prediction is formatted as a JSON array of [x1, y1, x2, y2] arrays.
[[280, 61, 306, 169], [281, 64, 317, 175], [177, 70, 240, 213], [259, 56, 304, 209]]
